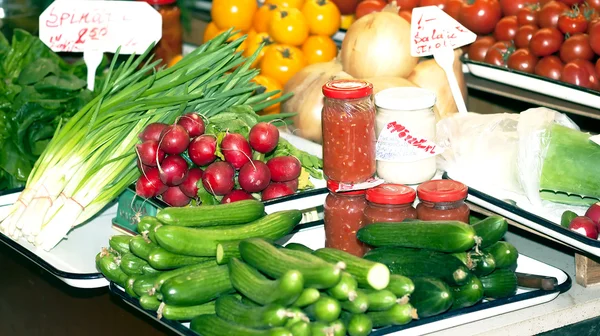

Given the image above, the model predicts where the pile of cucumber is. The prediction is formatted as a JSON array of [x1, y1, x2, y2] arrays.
[[358, 216, 520, 317]]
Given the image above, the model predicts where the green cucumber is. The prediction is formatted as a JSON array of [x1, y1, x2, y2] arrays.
[[137, 216, 162, 235], [328, 320, 346, 336], [291, 288, 321, 308], [328, 272, 358, 301], [288, 321, 311, 336], [561, 210, 578, 228], [152, 260, 218, 292], [142, 263, 161, 275], [340, 291, 369, 314], [217, 240, 242, 265], [241, 296, 261, 307], [109, 235, 132, 255], [215, 295, 290, 328], [125, 276, 139, 298], [313, 247, 390, 290], [310, 322, 330, 336], [96, 250, 128, 287], [129, 236, 158, 261], [304, 297, 342, 323], [410, 277, 453, 318], [386, 274, 414, 298], [159, 300, 216, 321], [480, 269, 518, 299], [471, 216, 508, 248], [279, 248, 330, 265], [228, 258, 304, 306], [364, 247, 471, 286], [156, 200, 265, 227], [366, 303, 416, 327], [239, 238, 342, 289], [155, 210, 301, 256], [467, 251, 496, 276], [140, 294, 161, 311], [452, 252, 469, 265], [284, 243, 314, 254], [483, 241, 519, 269], [146, 221, 162, 243], [364, 289, 397, 312], [341, 312, 373, 336], [160, 264, 234, 306], [451, 276, 484, 310], [134, 274, 159, 296], [357, 221, 477, 253], [190, 314, 293, 336], [147, 246, 213, 270], [119, 253, 149, 276], [285, 308, 310, 327]]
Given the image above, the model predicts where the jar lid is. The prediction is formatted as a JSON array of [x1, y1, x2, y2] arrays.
[[327, 180, 367, 195], [417, 180, 468, 203], [366, 184, 416, 204], [375, 87, 436, 111], [140, 0, 176, 5], [322, 80, 373, 99]]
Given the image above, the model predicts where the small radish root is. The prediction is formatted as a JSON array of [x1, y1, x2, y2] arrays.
[[156, 302, 166, 320]]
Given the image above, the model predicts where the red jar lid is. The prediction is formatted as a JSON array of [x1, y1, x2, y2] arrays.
[[417, 180, 468, 203], [327, 180, 367, 195], [322, 80, 373, 99], [366, 184, 416, 205], [141, 0, 176, 5]]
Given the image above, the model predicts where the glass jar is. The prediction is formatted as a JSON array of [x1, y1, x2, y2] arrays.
[[416, 180, 470, 223], [374, 87, 438, 185], [322, 80, 377, 184], [364, 184, 417, 225], [324, 180, 368, 257], [143, 0, 183, 67]]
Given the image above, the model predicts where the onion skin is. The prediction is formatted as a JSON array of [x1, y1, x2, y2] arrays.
[[363, 76, 417, 94]]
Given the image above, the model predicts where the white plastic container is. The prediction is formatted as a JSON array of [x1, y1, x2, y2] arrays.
[[374, 87, 439, 185]]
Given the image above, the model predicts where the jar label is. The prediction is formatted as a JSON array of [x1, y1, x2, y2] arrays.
[[330, 177, 385, 192], [376, 121, 443, 162]]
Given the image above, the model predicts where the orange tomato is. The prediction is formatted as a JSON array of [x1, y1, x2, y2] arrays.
[[301, 0, 341, 36], [266, 0, 305, 9], [260, 44, 306, 85], [268, 8, 310, 46], [301, 35, 337, 64], [203, 21, 222, 43], [227, 31, 248, 53], [253, 4, 279, 33], [168, 54, 184, 67], [251, 75, 283, 114], [340, 14, 355, 30], [244, 32, 275, 68], [211, 0, 257, 31]]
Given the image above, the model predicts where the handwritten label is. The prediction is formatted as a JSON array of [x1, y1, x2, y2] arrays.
[[376, 121, 443, 163], [329, 177, 385, 193], [410, 6, 476, 57], [39, 0, 162, 54]]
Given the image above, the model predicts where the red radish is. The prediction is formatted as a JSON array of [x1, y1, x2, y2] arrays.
[[221, 190, 255, 204], [188, 135, 217, 166], [159, 155, 188, 186], [238, 160, 271, 193], [179, 168, 203, 198], [267, 156, 302, 182], [161, 187, 191, 207], [261, 183, 294, 201], [585, 202, 600, 226], [159, 124, 190, 155], [136, 168, 167, 198], [136, 140, 165, 167], [177, 113, 205, 138], [221, 133, 253, 169], [139, 122, 168, 142], [137, 161, 151, 174], [283, 178, 299, 193], [249, 122, 280, 153], [569, 216, 599, 239], [202, 161, 235, 195]]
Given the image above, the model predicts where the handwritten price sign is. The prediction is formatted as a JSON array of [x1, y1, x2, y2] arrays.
[[39, 0, 162, 54], [410, 6, 476, 57]]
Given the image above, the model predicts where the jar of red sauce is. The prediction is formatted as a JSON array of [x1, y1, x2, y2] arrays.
[[324, 180, 368, 257], [364, 184, 417, 225], [416, 180, 470, 223], [322, 80, 376, 184], [143, 0, 183, 67]]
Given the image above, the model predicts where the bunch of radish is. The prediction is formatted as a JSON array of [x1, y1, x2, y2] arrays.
[[565, 202, 600, 239], [134, 113, 303, 207]]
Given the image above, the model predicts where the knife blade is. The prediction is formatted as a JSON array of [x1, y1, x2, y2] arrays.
[[515, 272, 558, 291]]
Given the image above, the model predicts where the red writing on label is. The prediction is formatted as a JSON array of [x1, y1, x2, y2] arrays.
[[44, 6, 130, 28], [412, 14, 461, 55], [386, 121, 437, 154]]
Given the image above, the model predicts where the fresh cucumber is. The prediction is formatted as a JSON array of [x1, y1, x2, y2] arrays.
[[129, 235, 158, 261], [125, 276, 139, 298], [340, 290, 370, 314], [279, 248, 331, 265], [310, 322, 330, 336], [190, 314, 293, 336], [288, 321, 311, 336], [285, 308, 310, 327], [159, 300, 216, 321], [109, 235, 132, 255], [471, 216, 508, 248], [215, 295, 290, 328], [96, 250, 128, 287], [364, 247, 471, 286], [239, 238, 342, 289], [228, 258, 304, 306], [152, 260, 218, 292], [328, 320, 346, 336], [147, 246, 213, 270], [314, 247, 390, 290], [141, 263, 161, 275], [357, 221, 477, 253], [134, 274, 159, 297], [291, 288, 321, 308], [155, 210, 302, 256], [156, 200, 265, 227], [364, 289, 397, 312], [386, 274, 414, 298], [140, 294, 161, 311], [138, 216, 162, 235], [341, 312, 373, 336], [120, 252, 149, 276], [160, 264, 234, 306], [366, 303, 416, 327], [451, 276, 484, 310], [467, 251, 496, 276], [217, 240, 242, 265], [480, 269, 518, 299], [328, 272, 358, 301], [410, 277, 453, 318], [452, 252, 469, 265], [284, 243, 314, 254], [483, 241, 519, 269], [304, 296, 342, 323]]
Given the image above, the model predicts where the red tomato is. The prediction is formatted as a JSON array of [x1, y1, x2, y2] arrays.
[[494, 16, 519, 41], [537, 1, 570, 28], [517, 6, 539, 27], [535, 55, 564, 80], [539, 0, 554, 4], [562, 60, 594, 89], [586, 0, 600, 11], [399, 10, 412, 22], [333, 0, 360, 15], [419, 0, 447, 10], [572, 59, 600, 89], [589, 19, 600, 54], [514, 25, 537, 48], [557, 9, 589, 34], [444, 0, 463, 20], [559, 34, 595, 63], [467, 36, 497, 62], [559, 0, 583, 5], [529, 27, 564, 57], [500, 0, 534, 16], [507, 48, 538, 73], [484, 41, 513, 67], [390, 0, 419, 10], [355, 0, 387, 19], [596, 59, 600, 78], [459, 0, 502, 35]]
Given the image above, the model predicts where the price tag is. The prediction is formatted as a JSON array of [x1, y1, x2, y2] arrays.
[[375, 121, 443, 163]]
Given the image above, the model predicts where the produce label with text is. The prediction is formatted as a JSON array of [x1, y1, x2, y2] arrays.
[[39, 0, 162, 54], [376, 121, 442, 163], [410, 6, 476, 57]]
